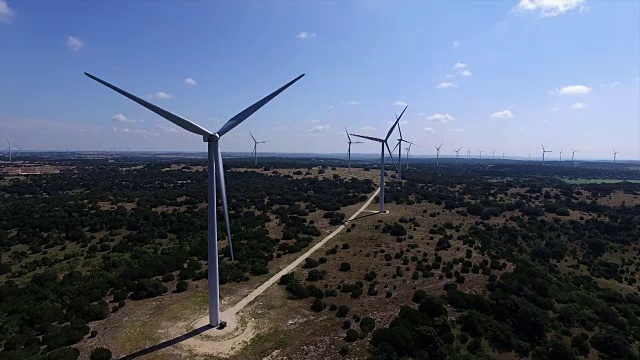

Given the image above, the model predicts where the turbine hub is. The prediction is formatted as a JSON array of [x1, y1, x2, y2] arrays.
[[204, 133, 221, 142]]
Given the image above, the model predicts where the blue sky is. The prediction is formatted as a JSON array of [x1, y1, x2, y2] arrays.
[[1, 0, 638, 160]]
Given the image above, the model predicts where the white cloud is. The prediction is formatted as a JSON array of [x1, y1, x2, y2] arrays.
[[437, 82, 457, 89], [0, 0, 16, 22], [459, 69, 472, 77], [120, 128, 158, 136], [157, 124, 178, 132], [360, 126, 376, 132], [148, 92, 172, 100], [305, 119, 321, 124], [184, 77, 197, 86], [571, 102, 586, 110], [328, 105, 335, 110], [453, 63, 467, 70], [308, 125, 329, 134], [67, 36, 84, 51], [394, 100, 408, 107], [111, 114, 134, 123], [343, 100, 361, 105], [553, 84, 592, 95], [516, 0, 587, 17], [426, 113, 456, 123], [490, 110, 514, 119], [423, 127, 435, 134], [295, 31, 316, 39], [452, 40, 459, 49], [599, 81, 619, 88], [445, 74, 455, 79], [447, 128, 465, 132]]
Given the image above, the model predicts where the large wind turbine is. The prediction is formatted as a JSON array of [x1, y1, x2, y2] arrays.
[[542, 144, 552, 164], [350, 106, 407, 213], [85, 71, 304, 327], [614, 149, 620, 164], [434, 142, 443, 166], [571, 149, 577, 162], [453, 146, 462, 164], [249, 132, 270, 166], [344, 126, 363, 173]]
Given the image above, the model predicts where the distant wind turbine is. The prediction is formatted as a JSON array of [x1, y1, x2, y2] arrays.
[[478, 149, 483, 159], [404, 141, 419, 170], [344, 126, 364, 173], [466, 148, 471, 159], [559, 149, 563, 161], [85, 71, 304, 328], [453, 146, 462, 164], [542, 144, 552, 164], [435, 142, 444, 166], [614, 149, 620, 164], [492, 151, 495, 160], [390, 122, 414, 179], [350, 106, 407, 213], [571, 149, 577, 162], [502, 151, 505, 160], [4, 138, 12, 162], [249, 132, 270, 166]]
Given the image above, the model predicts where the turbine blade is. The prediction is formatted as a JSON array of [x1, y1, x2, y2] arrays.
[[214, 145, 235, 261], [397, 121, 403, 139], [353, 141, 365, 144], [249, 132, 256, 142], [344, 126, 351, 142], [385, 106, 407, 141], [216, 74, 305, 137], [385, 142, 399, 172], [351, 134, 384, 142], [84, 72, 212, 137], [391, 141, 400, 154]]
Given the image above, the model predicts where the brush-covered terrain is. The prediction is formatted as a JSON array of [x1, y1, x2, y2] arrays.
[[1, 156, 640, 360]]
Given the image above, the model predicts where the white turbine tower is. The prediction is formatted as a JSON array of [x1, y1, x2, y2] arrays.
[[434, 142, 443, 166], [350, 106, 407, 213], [571, 149, 577, 162], [559, 149, 563, 161], [478, 149, 483, 159], [249, 132, 270, 166], [4, 138, 12, 163], [542, 144, 552, 164], [614, 149, 620, 164], [85, 71, 304, 327], [466, 148, 471, 159], [390, 122, 412, 179], [492, 151, 496, 160], [453, 146, 462, 164], [345, 126, 363, 173]]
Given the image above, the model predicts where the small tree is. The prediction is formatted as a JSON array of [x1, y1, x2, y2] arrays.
[[90, 347, 113, 360], [360, 317, 376, 334], [176, 280, 188, 293], [345, 329, 359, 342], [339, 262, 352, 272]]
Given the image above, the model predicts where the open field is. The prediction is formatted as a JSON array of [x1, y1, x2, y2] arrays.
[[562, 178, 640, 184]]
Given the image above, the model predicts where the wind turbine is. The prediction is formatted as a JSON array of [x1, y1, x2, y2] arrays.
[[453, 146, 462, 164], [344, 126, 364, 173], [85, 71, 304, 327], [529, 154, 531, 162], [614, 149, 620, 164], [559, 149, 563, 161], [390, 122, 412, 179], [434, 142, 444, 166], [350, 106, 407, 213], [502, 151, 505, 160], [466, 148, 471, 159], [478, 149, 483, 159], [249, 132, 270, 166], [404, 141, 419, 170], [541, 144, 552, 164], [4, 138, 12, 162], [492, 151, 496, 160], [571, 149, 577, 162]]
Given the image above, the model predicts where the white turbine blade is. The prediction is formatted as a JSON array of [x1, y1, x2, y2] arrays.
[[344, 126, 352, 142], [385, 106, 407, 141], [216, 74, 305, 137], [385, 142, 399, 172], [249, 132, 256, 142], [214, 146, 235, 261], [351, 134, 384, 142], [84, 72, 212, 137]]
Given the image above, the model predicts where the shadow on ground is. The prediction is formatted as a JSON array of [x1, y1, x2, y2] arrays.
[[119, 325, 213, 359]]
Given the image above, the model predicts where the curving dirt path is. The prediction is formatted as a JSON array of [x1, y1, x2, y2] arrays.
[[173, 187, 382, 357]]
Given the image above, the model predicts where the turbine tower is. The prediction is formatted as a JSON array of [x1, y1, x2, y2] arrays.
[[344, 126, 363, 173], [466, 148, 471, 159], [559, 149, 563, 161], [350, 106, 407, 213], [249, 132, 270, 166], [390, 122, 415, 179], [478, 149, 483, 159], [571, 149, 577, 162], [541, 144, 552, 164], [614, 149, 620, 164], [434, 142, 443, 166], [502, 151, 505, 160], [453, 146, 462, 164], [492, 151, 495, 160], [85, 71, 304, 327]]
